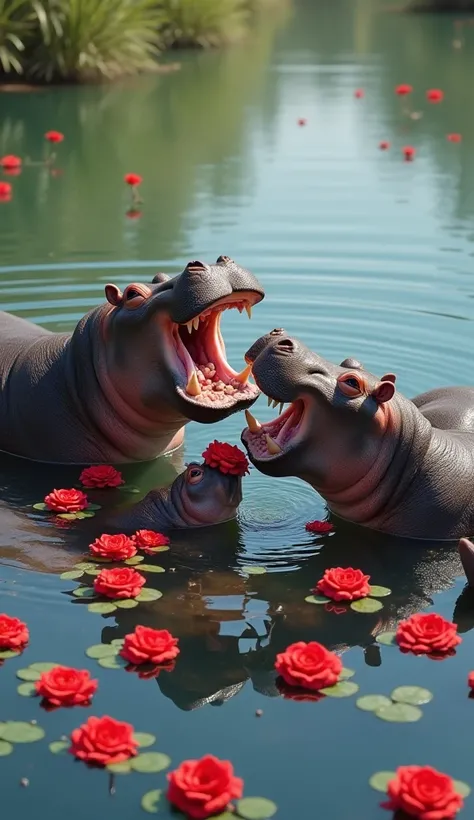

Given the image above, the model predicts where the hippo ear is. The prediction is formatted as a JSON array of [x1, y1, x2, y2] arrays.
[[152, 272, 170, 284], [105, 284, 123, 307], [371, 380, 395, 404], [216, 255, 232, 265], [381, 373, 396, 384]]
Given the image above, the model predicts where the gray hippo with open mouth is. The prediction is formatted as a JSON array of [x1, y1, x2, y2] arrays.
[[0, 256, 263, 464], [241, 329, 474, 541]]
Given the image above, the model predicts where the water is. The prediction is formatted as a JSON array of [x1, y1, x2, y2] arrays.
[[1, 0, 474, 816]]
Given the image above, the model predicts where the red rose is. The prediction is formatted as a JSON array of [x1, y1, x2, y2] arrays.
[[396, 613, 461, 656], [79, 465, 124, 488], [447, 133, 462, 143], [354, 88, 364, 98], [126, 208, 142, 219], [403, 145, 416, 161], [131, 529, 170, 554], [382, 765, 463, 820], [202, 440, 249, 476], [468, 671, 474, 690], [315, 567, 371, 602], [124, 172, 142, 186], [35, 665, 98, 707], [44, 488, 88, 513], [275, 641, 342, 691], [120, 626, 179, 666], [89, 533, 137, 562], [0, 181, 12, 202], [305, 520, 333, 534], [93, 567, 146, 599], [0, 155, 21, 169], [167, 755, 243, 819], [379, 141, 390, 150], [395, 84, 413, 95], [426, 88, 444, 103], [45, 130, 64, 143], [298, 118, 307, 126], [69, 715, 138, 766], [0, 614, 29, 649]]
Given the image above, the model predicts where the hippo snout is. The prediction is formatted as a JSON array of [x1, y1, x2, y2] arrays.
[[245, 329, 287, 363]]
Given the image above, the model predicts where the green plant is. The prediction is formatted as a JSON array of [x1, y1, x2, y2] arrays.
[[158, 0, 249, 48], [0, 0, 33, 73]]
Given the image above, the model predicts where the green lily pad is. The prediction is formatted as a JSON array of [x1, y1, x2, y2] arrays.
[[98, 655, 128, 670], [119, 485, 140, 493], [147, 546, 170, 553], [130, 752, 171, 773], [0, 649, 20, 659], [138, 565, 165, 573], [133, 733, 156, 748], [86, 503, 101, 511], [57, 514, 78, 521], [375, 703, 423, 723], [115, 599, 139, 609], [85, 644, 118, 659], [49, 740, 69, 755], [0, 740, 13, 756], [83, 568, 101, 576], [453, 780, 471, 798], [17, 682, 37, 697], [107, 760, 132, 774], [391, 686, 433, 706], [125, 556, 144, 565], [350, 598, 383, 613], [60, 570, 84, 580], [340, 668, 355, 680], [320, 681, 359, 698], [141, 789, 162, 813], [369, 771, 396, 793], [72, 586, 96, 598], [88, 602, 117, 614], [235, 797, 278, 820], [304, 594, 330, 605], [111, 638, 125, 647], [368, 585, 392, 598], [74, 562, 98, 571], [356, 695, 392, 712], [212, 814, 236, 820], [32, 503, 47, 511], [375, 631, 397, 646], [29, 662, 58, 672], [75, 511, 96, 520], [241, 566, 267, 575], [0, 721, 45, 743], [136, 588, 163, 602], [16, 668, 41, 682]]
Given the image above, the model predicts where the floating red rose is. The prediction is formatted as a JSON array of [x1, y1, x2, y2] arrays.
[[396, 612, 461, 656], [354, 89, 364, 98], [126, 208, 142, 219], [45, 131, 64, 143], [382, 765, 463, 820], [403, 146, 416, 161], [0, 614, 29, 649], [0, 155, 21, 169], [120, 626, 179, 666], [0, 181, 12, 202], [395, 84, 413, 96], [298, 118, 307, 126], [379, 141, 390, 150], [202, 440, 249, 476], [167, 755, 243, 819], [316, 567, 371, 602], [275, 640, 342, 691], [447, 133, 462, 143], [44, 488, 88, 513], [426, 89, 444, 103], [89, 533, 137, 562], [79, 465, 124, 488], [124, 173, 142, 187], [468, 671, 474, 690], [93, 566, 146, 599], [132, 529, 170, 554], [305, 520, 333, 534], [36, 665, 98, 707], [69, 715, 138, 766]]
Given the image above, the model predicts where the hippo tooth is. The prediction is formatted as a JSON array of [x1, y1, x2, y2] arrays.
[[235, 363, 252, 383], [237, 305, 244, 314], [265, 434, 282, 455], [245, 305, 252, 319], [271, 399, 279, 409], [192, 316, 200, 331], [186, 321, 193, 334], [267, 396, 273, 407], [186, 371, 201, 397], [245, 409, 262, 433], [279, 403, 284, 414]]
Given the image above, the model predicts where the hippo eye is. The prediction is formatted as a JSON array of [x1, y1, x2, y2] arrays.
[[126, 288, 141, 300], [187, 465, 204, 485], [337, 372, 366, 397], [345, 378, 359, 390]]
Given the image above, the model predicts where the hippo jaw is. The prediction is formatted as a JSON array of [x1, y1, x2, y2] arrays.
[[242, 397, 309, 473]]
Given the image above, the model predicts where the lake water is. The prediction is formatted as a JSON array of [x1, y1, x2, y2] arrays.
[[1, 0, 474, 816]]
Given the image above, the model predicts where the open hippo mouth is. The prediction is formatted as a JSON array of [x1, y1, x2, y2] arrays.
[[242, 396, 308, 462]]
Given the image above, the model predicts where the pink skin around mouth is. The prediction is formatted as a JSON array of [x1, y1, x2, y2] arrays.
[[243, 398, 306, 460], [166, 292, 261, 409]]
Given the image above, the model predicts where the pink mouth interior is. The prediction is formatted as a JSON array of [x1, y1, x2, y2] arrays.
[[244, 399, 305, 459]]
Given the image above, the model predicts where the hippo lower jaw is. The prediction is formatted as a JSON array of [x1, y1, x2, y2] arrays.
[[241, 396, 308, 466]]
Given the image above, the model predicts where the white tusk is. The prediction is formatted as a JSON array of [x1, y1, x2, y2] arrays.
[[186, 321, 193, 334], [245, 305, 252, 320], [245, 409, 262, 433], [235, 363, 252, 384], [265, 434, 282, 455], [186, 371, 201, 397], [193, 316, 200, 331]]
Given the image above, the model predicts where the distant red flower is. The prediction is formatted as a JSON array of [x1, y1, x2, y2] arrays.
[[298, 118, 307, 126], [468, 671, 474, 690], [202, 440, 249, 476], [0, 181, 12, 202], [45, 131, 64, 143], [305, 520, 333, 534], [316, 567, 371, 602], [447, 133, 462, 143], [70, 715, 137, 766], [120, 626, 180, 666], [426, 89, 444, 103], [395, 84, 413, 96], [275, 640, 342, 691], [89, 533, 136, 562], [126, 209, 142, 219], [396, 612, 461, 656], [124, 173, 142, 187], [0, 155, 21, 169], [0, 614, 29, 649], [36, 665, 98, 707], [379, 141, 390, 150], [79, 465, 124, 488], [93, 567, 145, 599], [131, 529, 170, 554], [44, 488, 88, 513], [381, 765, 463, 820], [403, 145, 416, 161], [354, 89, 364, 98]]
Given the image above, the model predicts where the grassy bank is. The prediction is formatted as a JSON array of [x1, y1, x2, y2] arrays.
[[0, 0, 286, 84]]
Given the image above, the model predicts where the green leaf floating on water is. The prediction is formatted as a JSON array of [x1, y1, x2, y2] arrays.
[[86, 503, 101, 511], [133, 733, 156, 748], [148, 546, 170, 553], [391, 686, 433, 706], [368, 585, 392, 598], [130, 752, 171, 773], [235, 797, 278, 820], [375, 631, 397, 646], [32, 502, 47, 511], [74, 562, 98, 571], [60, 570, 84, 580], [453, 780, 471, 798], [212, 814, 236, 820], [125, 556, 145, 566], [115, 599, 139, 609], [320, 681, 359, 698], [30, 662, 59, 672], [111, 638, 124, 647], [138, 565, 165, 574], [57, 514, 79, 521], [17, 682, 37, 697], [241, 566, 267, 575], [16, 668, 41, 681], [49, 740, 70, 755], [88, 602, 117, 614], [98, 655, 128, 670], [136, 588, 163, 602], [0, 740, 13, 757], [86, 644, 118, 659], [141, 789, 162, 813], [369, 771, 396, 793], [356, 695, 392, 712], [0, 649, 20, 659], [119, 485, 141, 493], [0, 721, 45, 743], [340, 668, 355, 680], [107, 760, 132, 774], [304, 594, 330, 605], [375, 703, 422, 723], [72, 586, 97, 598], [350, 598, 383, 614]]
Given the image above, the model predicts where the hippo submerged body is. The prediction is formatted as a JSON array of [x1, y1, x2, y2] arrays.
[[241, 330, 474, 541], [0, 257, 263, 464]]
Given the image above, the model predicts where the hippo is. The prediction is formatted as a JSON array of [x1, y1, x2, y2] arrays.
[[458, 538, 474, 587], [0, 257, 263, 464], [240, 329, 474, 540]]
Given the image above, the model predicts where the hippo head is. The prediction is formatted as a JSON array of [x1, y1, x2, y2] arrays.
[[167, 461, 243, 527], [241, 330, 396, 495], [101, 257, 264, 424]]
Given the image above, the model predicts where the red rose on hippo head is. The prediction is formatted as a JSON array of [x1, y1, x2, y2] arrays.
[[201, 440, 249, 476], [120, 626, 179, 666], [69, 715, 137, 766], [93, 567, 146, 599], [382, 765, 463, 820], [167, 755, 243, 819], [0, 614, 29, 649], [275, 641, 342, 691], [316, 567, 371, 602], [396, 612, 461, 656], [89, 533, 136, 562], [79, 465, 124, 488], [35, 665, 98, 707], [44, 488, 88, 513]]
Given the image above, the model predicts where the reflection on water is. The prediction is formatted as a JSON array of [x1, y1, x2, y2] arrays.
[[2, 0, 474, 816]]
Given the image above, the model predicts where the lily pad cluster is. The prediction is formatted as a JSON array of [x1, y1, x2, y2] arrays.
[[33, 501, 101, 521], [0, 720, 45, 756], [305, 585, 392, 613], [141, 792, 278, 818], [50, 730, 170, 773], [60, 559, 163, 614], [15, 661, 60, 696], [85, 641, 129, 670], [356, 685, 433, 723]]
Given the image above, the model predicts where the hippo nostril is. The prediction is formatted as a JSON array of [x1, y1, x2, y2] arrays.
[[270, 328, 285, 336], [276, 338, 295, 352], [187, 260, 207, 271]]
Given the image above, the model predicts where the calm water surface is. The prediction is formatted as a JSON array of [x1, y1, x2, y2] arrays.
[[2, 1, 474, 816]]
